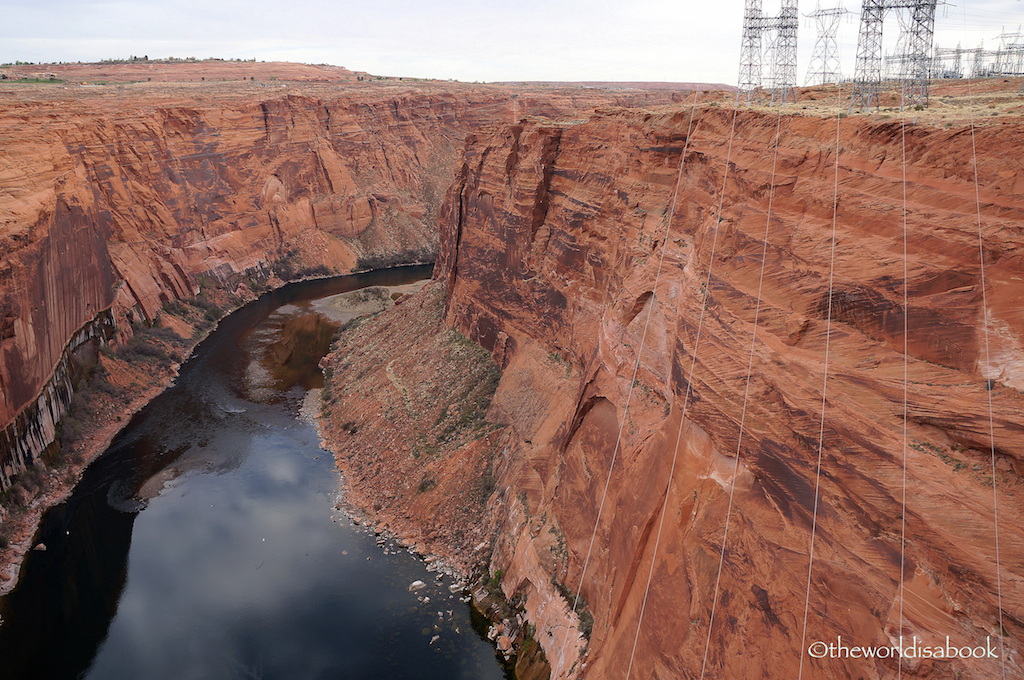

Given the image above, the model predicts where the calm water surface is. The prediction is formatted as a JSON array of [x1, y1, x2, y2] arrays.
[[0, 266, 508, 680]]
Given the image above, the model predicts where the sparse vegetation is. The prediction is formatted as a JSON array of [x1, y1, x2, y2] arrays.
[[117, 326, 175, 363], [429, 330, 501, 448], [485, 568, 505, 589], [476, 468, 497, 503], [354, 245, 436, 272], [547, 351, 573, 378], [274, 248, 334, 281], [5, 78, 65, 84], [551, 577, 595, 639], [548, 524, 568, 564], [909, 439, 1001, 483]]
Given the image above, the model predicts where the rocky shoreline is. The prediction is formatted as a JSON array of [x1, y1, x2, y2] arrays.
[[0, 272, 287, 598], [315, 282, 553, 679], [0, 270, 548, 676], [0, 266, 434, 590], [0, 342, 188, 597]]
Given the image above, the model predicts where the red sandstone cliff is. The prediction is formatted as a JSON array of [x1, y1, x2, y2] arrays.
[[0, 78, 686, 486], [341, 100, 1024, 678]]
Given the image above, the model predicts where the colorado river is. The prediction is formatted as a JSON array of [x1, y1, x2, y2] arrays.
[[0, 265, 509, 680]]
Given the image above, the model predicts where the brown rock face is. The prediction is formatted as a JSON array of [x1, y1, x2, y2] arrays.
[[320, 284, 506, 572], [431, 104, 1024, 679], [0, 78, 685, 483]]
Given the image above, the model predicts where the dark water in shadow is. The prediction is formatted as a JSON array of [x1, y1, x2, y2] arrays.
[[0, 266, 509, 680]]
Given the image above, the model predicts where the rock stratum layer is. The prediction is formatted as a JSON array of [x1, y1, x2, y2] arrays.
[[0, 78, 684, 486], [420, 104, 1022, 678]]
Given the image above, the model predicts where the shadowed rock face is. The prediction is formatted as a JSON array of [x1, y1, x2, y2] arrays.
[[0, 80, 685, 479], [432, 105, 1024, 679]]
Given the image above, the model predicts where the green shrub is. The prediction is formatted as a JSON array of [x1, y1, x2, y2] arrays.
[[118, 338, 167, 362], [141, 324, 183, 341], [354, 245, 436, 272], [58, 415, 84, 448]]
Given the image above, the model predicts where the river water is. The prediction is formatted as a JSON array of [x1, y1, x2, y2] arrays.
[[0, 266, 508, 680]]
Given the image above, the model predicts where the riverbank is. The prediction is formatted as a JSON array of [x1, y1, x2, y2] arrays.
[[0, 277, 274, 597], [0, 263, 508, 680], [318, 283, 505, 573], [316, 283, 555, 678], [0, 264, 437, 599], [0, 366, 178, 597]]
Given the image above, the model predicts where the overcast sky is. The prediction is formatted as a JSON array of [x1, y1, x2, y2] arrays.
[[1, 1, 1021, 85]]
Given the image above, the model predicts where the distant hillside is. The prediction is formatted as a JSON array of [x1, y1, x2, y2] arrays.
[[0, 59, 370, 83]]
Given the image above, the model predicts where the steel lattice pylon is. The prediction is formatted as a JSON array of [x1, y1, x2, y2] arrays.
[[904, 0, 938, 107], [932, 44, 965, 79], [995, 29, 1024, 75], [737, 0, 799, 105], [770, 0, 800, 103], [805, 5, 850, 85], [887, 12, 914, 80], [850, 0, 938, 110], [739, 0, 764, 102], [850, 1, 886, 109]]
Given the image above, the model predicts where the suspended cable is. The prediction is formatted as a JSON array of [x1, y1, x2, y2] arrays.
[[621, 87, 703, 679], [560, 94, 708, 663], [795, 77, 845, 680], [962, 3, 1008, 676], [698, 99, 787, 680], [556, 89, 743, 677], [897, 67, 911, 680]]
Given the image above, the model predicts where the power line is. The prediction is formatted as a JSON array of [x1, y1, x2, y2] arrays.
[[622, 88, 703, 680], [962, 5, 1008, 677], [699, 103, 788, 680], [738, 0, 800, 105], [806, 5, 852, 84], [795, 79, 845, 680], [850, 0, 939, 109]]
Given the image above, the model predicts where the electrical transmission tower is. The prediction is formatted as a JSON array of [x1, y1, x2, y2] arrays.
[[886, 12, 914, 80], [995, 28, 1024, 75], [850, 0, 938, 110], [770, 0, 800, 103], [974, 41, 988, 76], [904, 0, 938, 105], [933, 44, 965, 78], [738, 0, 799, 105], [738, 0, 764, 101], [805, 5, 850, 85]]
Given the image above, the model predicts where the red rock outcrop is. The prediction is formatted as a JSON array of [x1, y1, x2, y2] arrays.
[[0, 77, 686, 486], [424, 102, 1024, 679]]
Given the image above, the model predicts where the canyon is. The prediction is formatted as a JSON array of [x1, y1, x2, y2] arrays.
[[1, 61, 1023, 680], [0, 74, 684, 493], [321, 80, 1024, 679]]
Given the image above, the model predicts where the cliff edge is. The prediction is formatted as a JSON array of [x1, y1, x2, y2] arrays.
[[325, 94, 1024, 679]]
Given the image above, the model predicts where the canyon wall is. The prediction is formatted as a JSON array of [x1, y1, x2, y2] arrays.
[[432, 105, 1024, 679], [0, 81, 683, 486]]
